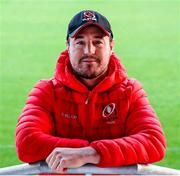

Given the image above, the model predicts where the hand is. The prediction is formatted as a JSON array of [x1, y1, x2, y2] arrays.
[[46, 147, 100, 173]]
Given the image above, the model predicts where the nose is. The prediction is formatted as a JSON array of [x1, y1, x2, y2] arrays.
[[84, 42, 95, 55]]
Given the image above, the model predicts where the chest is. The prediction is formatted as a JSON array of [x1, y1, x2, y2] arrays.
[[53, 87, 130, 141]]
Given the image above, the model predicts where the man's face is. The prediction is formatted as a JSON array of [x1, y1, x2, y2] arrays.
[[67, 26, 114, 79]]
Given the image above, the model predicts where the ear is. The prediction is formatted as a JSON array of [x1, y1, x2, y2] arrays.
[[66, 41, 70, 51], [110, 39, 114, 51]]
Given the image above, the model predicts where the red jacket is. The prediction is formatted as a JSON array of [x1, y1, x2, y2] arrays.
[[16, 50, 166, 167]]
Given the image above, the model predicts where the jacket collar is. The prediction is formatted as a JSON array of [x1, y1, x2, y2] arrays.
[[54, 50, 127, 92]]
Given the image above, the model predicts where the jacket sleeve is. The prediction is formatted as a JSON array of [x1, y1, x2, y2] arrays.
[[16, 80, 89, 163], [90, 79, 166, 167]]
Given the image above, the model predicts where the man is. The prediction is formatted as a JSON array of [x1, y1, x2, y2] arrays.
[[16, 10, 166, 173]]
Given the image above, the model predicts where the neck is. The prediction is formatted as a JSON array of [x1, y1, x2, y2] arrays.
[[79, 69, 108, 90]]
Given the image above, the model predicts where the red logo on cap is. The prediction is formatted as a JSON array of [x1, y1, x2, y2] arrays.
[[82, 11, 97, 22]]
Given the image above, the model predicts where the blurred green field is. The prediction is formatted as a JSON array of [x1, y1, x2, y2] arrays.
[[0, 0, 180, 170]]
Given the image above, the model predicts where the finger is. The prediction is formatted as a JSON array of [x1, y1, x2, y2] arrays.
[[51, 154, 62, 171], [46, 154, 54, 168], [56, 158, 67, 173], [46, 151, 59, 168], [46, 149, 56, 163], [46, 152, 52, 164]]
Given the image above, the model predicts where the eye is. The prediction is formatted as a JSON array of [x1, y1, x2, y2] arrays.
[[94, 40, 103, 45], [76, 41, 85, 45]]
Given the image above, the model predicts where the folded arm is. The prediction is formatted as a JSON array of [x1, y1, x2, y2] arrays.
[[16, 80, 89, 163], [90, 80, 166, 166]]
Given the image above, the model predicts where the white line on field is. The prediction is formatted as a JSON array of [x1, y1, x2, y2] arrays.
[[167, 147, 180, 152], [0, 144, 15, 148]]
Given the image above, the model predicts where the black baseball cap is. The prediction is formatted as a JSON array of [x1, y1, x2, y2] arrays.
[[66, 10, 113, 40]]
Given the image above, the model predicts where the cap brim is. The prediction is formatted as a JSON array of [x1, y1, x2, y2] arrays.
[[69, 22, 110, 38]]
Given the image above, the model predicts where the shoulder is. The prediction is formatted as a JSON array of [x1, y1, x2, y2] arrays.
[[28, 78, 64, 102], [25, 79, 56, 111], [115, 78, 146, 101], [115, 78, 143, 93], [126, 78, 142, 88], [32, 78, 63, 92], [124, 79, 148, 105], [30, 79, 54, 96], [34, 79, 52, 88]]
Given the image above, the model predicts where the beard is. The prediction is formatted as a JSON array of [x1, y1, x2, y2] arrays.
[[73, 64, 107, 79], [71, 55, 108, 79]]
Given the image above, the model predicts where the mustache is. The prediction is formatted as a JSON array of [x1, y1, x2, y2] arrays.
[[80, 55, 100, 62]]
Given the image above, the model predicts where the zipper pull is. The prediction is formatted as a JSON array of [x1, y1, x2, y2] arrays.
[[85, 96, 90, 104], [85, 92, 91, 104]]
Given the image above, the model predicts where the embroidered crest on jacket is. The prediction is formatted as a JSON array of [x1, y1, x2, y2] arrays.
[[102, 103, 117, 123], [102, 103, 116, 118]]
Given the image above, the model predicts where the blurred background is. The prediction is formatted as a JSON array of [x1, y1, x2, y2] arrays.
[[0, 0, 179, 169]]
